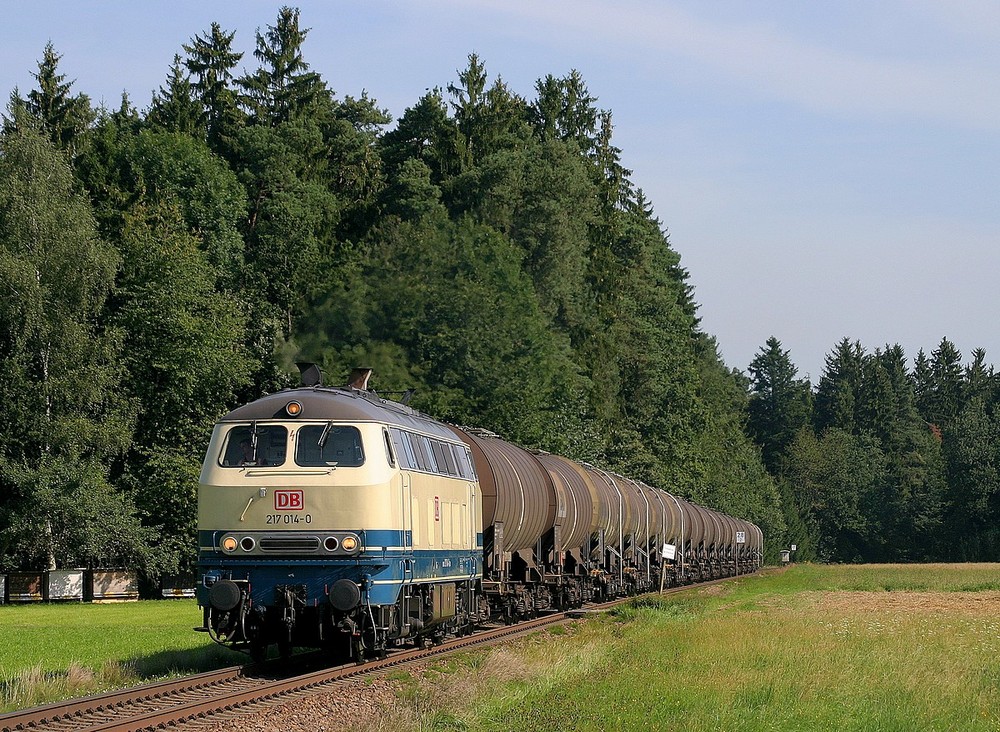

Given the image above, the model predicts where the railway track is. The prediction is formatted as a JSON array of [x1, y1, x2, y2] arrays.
[[0, 577, 739, 731]]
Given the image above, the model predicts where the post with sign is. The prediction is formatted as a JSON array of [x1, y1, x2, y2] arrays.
[[735, 531, 746, 576], [660, 543, 676, 592]]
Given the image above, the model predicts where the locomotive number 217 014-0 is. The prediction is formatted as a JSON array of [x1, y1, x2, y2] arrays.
[[266, 513, 313, 525]]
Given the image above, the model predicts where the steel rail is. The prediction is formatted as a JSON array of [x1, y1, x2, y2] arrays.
[[0, 665, 255, 732]]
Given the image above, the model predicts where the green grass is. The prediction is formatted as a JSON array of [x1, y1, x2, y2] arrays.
[[0, 600, 243, 712], [376, 564, 1000, 732]]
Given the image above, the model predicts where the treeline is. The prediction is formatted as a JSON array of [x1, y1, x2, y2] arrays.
[[747, 336, 1000, 562], [0, 8, 783, 581]]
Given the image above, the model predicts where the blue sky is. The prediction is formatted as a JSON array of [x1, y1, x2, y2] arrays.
[[4, 1, 998, 381]]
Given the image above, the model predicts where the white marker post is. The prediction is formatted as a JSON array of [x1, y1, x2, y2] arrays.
[[660, 543, 676, 592]]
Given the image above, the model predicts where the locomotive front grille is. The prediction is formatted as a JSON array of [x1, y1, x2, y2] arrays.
[[259, 536, 321, 553]]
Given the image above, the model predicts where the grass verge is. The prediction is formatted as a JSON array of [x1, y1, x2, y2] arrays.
[[364, 564, 1000, 732], [0, 600, 242, 712]]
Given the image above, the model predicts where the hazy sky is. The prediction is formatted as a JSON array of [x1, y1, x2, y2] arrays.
[[3, 1, 997, 381]]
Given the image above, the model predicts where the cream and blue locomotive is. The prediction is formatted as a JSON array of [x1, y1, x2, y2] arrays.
[[197, 368, 482, 661], [197, 367, 764, 661]]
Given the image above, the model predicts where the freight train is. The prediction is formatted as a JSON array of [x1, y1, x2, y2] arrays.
[[196, 368, 763, 662]]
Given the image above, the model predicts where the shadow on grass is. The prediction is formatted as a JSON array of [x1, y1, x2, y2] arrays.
[[129, 642, 247, 679], [0, 643, 248, 713]]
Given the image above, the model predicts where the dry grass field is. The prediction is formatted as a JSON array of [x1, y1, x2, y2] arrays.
[[358, 564, 1000, 731]]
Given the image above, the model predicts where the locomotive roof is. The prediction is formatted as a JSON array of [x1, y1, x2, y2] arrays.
[[220, 386, 459, 441]]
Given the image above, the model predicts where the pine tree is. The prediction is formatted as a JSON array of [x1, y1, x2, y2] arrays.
[[238, 6, 329, 126], [592, 110, 634, 211], [22, 42, 94, 156], [447, 54, 527, 167], [148, 55, 202, 136], [379, 90, 463, 183], [746, 337, 813, 473], [920, 338, 965, 429], [183, 22, 243, 150], [964, 348, 994, 405], [814, 339, 864, 433], [943, 397, 1000, 559], [528, 70, 598, 152]]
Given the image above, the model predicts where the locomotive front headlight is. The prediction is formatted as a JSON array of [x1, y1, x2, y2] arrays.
[[285, 400, 303, 417], [240, 536, 256, 552], [340, 535, 359, 552], [221, 536, 238, 553]]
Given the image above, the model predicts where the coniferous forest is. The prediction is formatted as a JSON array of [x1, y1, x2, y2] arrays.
[[0, 8, 994, 584]]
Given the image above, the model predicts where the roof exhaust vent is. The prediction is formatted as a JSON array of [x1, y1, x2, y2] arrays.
[[297, 362, 323, 387], [348, 367, 373, 391]]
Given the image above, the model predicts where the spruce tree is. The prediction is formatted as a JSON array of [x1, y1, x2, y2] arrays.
[[814, 338, 864, 433], [148, 55, 202, 136], [921, 338, 965, 428], [22, 42, 94, 156], [183, 22, 244, 150], [238, 6, 328, 126], [746, 337, 813, 474]]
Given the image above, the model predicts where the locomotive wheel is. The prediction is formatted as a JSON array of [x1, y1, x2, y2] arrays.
[[352, 636, 366, 664]]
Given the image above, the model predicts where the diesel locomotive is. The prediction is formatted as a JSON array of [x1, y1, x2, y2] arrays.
[[197, 368, 763, 662]]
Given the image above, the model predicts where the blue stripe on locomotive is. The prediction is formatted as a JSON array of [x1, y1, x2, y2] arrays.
[[198, 529, 482, 607]]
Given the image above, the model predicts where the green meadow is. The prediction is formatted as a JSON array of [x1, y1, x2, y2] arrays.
[[0, 600, 241, 711], [379, 564, 1000, 731]]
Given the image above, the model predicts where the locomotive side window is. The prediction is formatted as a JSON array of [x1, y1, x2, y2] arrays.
[[456, 446, 477, 480], [389, 428, 417, 469], [383, 429, 396, 467], [396, 430, 434, 474], [412, 434, 437, 473], [431, 440, 458, 476], [296, 424, 365, 467], [406, 432, 430, 472], [389, 428, 475, 480], [220, 425, 288, 467]]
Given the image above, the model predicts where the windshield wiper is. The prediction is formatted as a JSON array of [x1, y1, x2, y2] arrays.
[[247, 420, 259, 464], [318, 421, 333, 448]]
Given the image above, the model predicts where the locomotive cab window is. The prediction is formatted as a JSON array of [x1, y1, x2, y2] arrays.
[[296, 424, 365, 467], [220, 425, 288, 467]]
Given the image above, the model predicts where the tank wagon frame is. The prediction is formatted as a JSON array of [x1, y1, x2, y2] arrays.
[[197, 371, 763, 662]]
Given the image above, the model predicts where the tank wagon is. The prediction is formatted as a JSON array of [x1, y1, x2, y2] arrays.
[[197, 369, 762, 661]]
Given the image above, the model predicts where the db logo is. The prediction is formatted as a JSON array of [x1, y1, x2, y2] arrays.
[[274, 489, 304, 510]]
